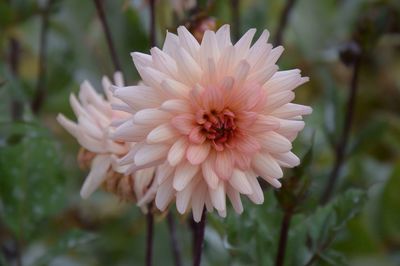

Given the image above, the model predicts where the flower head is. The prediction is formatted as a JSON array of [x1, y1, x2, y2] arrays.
[[113, 25, 312, 221], [57, 73, 156, 210]]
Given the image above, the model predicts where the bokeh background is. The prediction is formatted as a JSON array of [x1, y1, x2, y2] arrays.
[[1, 0, 400, 265]]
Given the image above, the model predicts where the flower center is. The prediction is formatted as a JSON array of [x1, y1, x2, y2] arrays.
[[196, 108, 236, 151]]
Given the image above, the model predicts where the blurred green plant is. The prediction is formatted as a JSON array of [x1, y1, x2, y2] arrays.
[[0, 0, 399, 265]]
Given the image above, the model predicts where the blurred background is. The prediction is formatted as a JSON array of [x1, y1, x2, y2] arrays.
[[1, 0, 400, 265]]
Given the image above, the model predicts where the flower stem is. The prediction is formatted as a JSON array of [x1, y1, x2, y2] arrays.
[[7, 38, 23, 121], [167, 212, 182, 266], [149, 0, 156, 47], [146, 211, 154, 266], [31, 0, 54, 114], [320, 50, 361, 205], [193, 210, 206, 266], [93, 0, 122, 72], [273, 0, 297, 46], [275, 210, 293, 266], [230, 0, 240, 42]]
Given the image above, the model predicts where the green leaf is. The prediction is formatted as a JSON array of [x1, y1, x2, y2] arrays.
[[302, 189, 368, 265], [33, 229, 97, 266], [0, 121, 66, 241], [378, 163, 400, 244]]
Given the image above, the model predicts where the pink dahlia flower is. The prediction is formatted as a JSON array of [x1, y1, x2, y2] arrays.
[[57, 73, 156, 210], [112, 25, 312, 221]]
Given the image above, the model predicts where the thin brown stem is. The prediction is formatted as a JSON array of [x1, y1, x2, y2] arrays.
[[167, 212, 182, 266], [320, 52, 361, 205], [273, 0, 297, 46], [230, 0, 240, 42], [31, 0, 54, 114], [93, 0, 122, 72], [145, 211, 154, 266], [193, 210, 206, 266], [149, 0, 156, 47], [8, 38, 23, 120], [275, 210, 293, 266]]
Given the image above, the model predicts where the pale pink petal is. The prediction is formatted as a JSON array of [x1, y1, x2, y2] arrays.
[[247, 115, 280, 133], [155, 177, 175, 211], [156, 161, 175, 184], [113, 119, 152, 142], [267, 46, 284, 64], [139, 66, 169, 90], [202, 156, 219, 189], [234, 28, 256, 59], [167, 137, 188, 166], [263, 91, 296, 114], [200, 30, 220, 69], [161, 79, 191, 98], [235, 134, 261, 154], [134, 144, 169, 166], [252, 152, 283, 179], [227, 185, 243, 214], [160, 99, 192, 114], [173, 161, 200, 191], [189, 126, 206, 144], [134, 108, 171, 125], [191, 181, 207, 222], [175, 47, 202, 85], [171, 114, 196, 135], [162, 32, 179, 56], [209, 182, 226, 211], [215, 24, 231, 50], [215, 150, 233, 180], [147, 123, 177, 144], [229, 169, 252, 195], [80, 155, 111, 199], [57, 114, 79, 138], [217, 45, 236, 78], [276, 119, 305, 136], [247, 64, 278, 86], [150, 47, 178, 78], [186, 142, 211, 165], [176, 177, 199, 213], [271, 103, 313, 118], [114, 85, 163, 110], [258, 131, 292, 153], [131, 52, 153, 69], [177, 26, 200, 60], [245, 173, 264, 204], [234, 152, 251, 170], [273, 152, 300, 168]]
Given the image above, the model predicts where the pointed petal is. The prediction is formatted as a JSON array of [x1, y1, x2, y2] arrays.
[[80, 155, 111, 198], [147, 123, 177, 144], [134, 144, 169, 166], [173, 161, 199, 191], [202, 156, 219, 189], [252, 152, 283, 179], [186, 142, 211, 165], [229, 169, 252, 195], [168, 137, 189, 166]]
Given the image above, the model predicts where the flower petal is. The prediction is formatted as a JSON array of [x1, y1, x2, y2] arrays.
[[173, 161, 200, 191], [168, 137, 189, 166], [186, 142, 211, 165], [134, 144, 169, 166], [252, 152, 283, 179], [229, 169, 253, 195], [80, 155, 111, 199]]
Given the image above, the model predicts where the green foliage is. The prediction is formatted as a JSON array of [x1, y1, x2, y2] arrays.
[[0, 121, 66, 240], [378, 164, 400, 245], [0, 0, 399, 265]]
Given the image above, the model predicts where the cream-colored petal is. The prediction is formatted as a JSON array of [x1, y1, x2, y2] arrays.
[[80, 155, 111, 199]]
